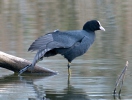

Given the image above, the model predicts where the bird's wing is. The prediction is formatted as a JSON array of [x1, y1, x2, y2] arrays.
[[28, 30, 82, 51], [30, 40, 67, 67], [28, 33, 54, 51], [28, 31, 83, 66]]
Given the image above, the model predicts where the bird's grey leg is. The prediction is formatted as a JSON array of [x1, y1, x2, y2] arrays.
[[39, 56, 43, 61], [19, 56, 43, 75], [68, 62, 71, 75], [19, 64, 32, 75], [19, 56, 44, 75]]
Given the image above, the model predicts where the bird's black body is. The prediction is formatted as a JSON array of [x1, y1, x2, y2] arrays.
[[29, 30, 95, 66], [53, 30, 95, 62], [19, 20, 105, 75]]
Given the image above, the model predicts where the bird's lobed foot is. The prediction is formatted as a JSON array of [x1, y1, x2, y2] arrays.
[[19, 64, 31, 75]]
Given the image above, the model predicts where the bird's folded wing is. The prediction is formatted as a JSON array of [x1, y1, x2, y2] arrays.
[[30, 40, 66, 66], [28, 33, 54, 51], [28, 31, 82, 51]]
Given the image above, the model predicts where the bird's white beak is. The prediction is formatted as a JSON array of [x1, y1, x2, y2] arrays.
[[100, 26, 105, 31], [97, 21, 105, 31]]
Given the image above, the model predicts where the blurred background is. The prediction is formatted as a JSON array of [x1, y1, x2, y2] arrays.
[[0, 0, 132, 100]]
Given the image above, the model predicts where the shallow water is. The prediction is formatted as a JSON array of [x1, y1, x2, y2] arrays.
[[0, 0, 132, 100]]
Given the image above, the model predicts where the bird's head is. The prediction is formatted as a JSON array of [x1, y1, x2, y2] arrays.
[[83, 20, 105, 32]]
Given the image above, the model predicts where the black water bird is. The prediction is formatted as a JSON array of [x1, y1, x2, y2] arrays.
[[19, 20, 105, 75]]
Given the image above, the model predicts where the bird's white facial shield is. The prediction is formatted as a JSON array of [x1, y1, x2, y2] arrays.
[[97, 21, 105, 31]]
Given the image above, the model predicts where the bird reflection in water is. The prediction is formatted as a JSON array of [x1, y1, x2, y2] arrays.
[[45, 76, 90, 100]]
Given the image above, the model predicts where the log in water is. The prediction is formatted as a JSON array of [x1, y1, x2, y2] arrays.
[[0, 51, 57, 75]]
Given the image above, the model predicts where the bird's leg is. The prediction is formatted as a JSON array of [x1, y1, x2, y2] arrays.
[[39, 56, 43, 61], [68, 62, 71, 75], [19, 64, 32, 75]]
